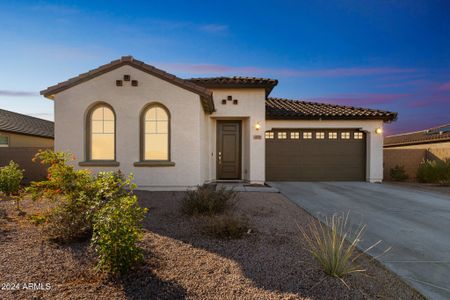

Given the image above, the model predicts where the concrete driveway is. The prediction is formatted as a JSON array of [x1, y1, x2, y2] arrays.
[[269, 182, 450, 300]]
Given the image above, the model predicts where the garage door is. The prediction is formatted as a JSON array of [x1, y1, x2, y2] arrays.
[[266, 129, 366, 181]]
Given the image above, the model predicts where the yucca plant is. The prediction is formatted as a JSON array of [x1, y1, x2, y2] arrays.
[[300, 212, 389, 283]]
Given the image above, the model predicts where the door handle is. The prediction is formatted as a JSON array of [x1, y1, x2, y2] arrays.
[[218, 152, 222, 164]]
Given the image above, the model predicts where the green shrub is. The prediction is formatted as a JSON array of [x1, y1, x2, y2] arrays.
[[92, 194, 147, 275], [0, 161, 24, 197], [299, 212, 389, 280], [182, 186, 236, 216], [417, 159, 450, 185], [389, 165, 409, 182], [205, 214, 249, 239]]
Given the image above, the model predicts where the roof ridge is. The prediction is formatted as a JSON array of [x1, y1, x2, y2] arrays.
[[385, 123, 450, 138], [0, 108, 53, 124]]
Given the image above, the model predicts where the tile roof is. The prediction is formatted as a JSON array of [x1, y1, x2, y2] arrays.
[[0, 109, 54, 138], [186, 76, 278, 97], [266, 97, 397, 122], [384, 124, 450, 147], [41, 56, 215, 113]]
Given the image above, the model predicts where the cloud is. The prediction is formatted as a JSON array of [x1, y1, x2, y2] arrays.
[[439, 81, 450, 91], [199, 24, 229, 34], [159, 63, 415, 78], [0, 90, 38, 97]]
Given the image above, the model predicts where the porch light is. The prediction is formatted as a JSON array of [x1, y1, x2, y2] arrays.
[[375, 128, 383, 134], [255, 122, 261, 131]]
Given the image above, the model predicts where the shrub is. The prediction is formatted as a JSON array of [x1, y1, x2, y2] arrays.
[[417, 159, 450, 185], [92, 194, 147, 275], [389, 165, 409, 182], [182, 186, 236, 216], [299, 212, 389, 280], [205, 214, 249, 239], [0, 161, 24, 198]]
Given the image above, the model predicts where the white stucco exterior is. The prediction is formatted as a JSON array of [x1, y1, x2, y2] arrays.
[[50, 60, 389, 189]]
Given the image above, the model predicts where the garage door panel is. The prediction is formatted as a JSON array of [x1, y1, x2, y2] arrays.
[[266, 129, 366, 181]]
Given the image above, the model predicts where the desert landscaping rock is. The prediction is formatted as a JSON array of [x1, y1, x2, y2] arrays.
[[0, 192, 423, 299]]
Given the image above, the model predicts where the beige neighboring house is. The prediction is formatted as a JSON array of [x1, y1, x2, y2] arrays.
[[40, 56, 397, 190], [0, 109, 54, 182], [384, 124, 450, 180]]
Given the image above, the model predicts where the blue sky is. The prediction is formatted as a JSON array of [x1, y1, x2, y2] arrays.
[[0, 0, 449, 134]]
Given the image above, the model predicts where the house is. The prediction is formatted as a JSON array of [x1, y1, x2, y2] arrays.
[[40, 56, 397, 189], [0, 109, 54, 182], [384, 124, 450, 180]]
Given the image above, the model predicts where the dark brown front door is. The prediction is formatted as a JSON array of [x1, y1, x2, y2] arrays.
[[217, 121, 241, 180]]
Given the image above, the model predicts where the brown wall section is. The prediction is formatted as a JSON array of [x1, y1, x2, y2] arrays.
[[0, 130, 54, 148], [383, 143, 450, 181], [0, 147, 52, 183]]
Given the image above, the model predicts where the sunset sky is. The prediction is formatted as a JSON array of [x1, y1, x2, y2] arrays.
[[0, 1, 449, 135]]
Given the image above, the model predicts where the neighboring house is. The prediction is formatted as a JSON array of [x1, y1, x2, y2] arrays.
[[384, 124, 450, 180], [0, 109, 54, 182], [40, 56, 397, 190]]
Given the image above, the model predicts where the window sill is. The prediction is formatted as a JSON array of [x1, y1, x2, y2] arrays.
[[79, 161, 120, 167], [133, 161, 176, 167]]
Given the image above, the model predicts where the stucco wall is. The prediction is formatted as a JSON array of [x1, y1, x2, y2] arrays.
[[386, 142, 450, 160], [54, 65, 204, 189], [0, 130, 54, 148], [265, 119, 385, 182], [207, 88, 266, 184]]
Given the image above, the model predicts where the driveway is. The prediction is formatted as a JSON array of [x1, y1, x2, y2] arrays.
[[269, 182, 450, 300]]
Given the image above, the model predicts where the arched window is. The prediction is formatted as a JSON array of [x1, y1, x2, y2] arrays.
[[87, 104, 115, 160], [141, 103, 170, 161]]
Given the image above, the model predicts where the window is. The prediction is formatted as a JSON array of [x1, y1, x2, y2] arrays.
[[265, 131, 274, 139], [341, 132, 350, 139], [277, 132, 287, 139], [88, 105, 115, 160], [316, 132, 325, 139], [290, 132, 300, 139], [354, 132, 364, 139], [0, 135, 9, 147], [303, 132, 312, 139], [142, 104, 170, 160], [328, 132, 337, 139]]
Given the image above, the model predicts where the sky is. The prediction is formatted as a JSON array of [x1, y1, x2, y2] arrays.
[[0, 0, 449, 135]]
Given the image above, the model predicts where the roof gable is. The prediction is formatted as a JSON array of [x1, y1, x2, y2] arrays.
[[266, 97, 397, 122], [0, 109, 54, 138], [41, 56, 215, 113]]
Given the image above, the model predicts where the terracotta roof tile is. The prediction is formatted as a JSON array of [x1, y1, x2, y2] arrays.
[[186, 76, 278, 96], [266, 97, 397, 122], [0, 109, 54, 138], [384, 124, 450, 147], [41, 56, 215, 113]]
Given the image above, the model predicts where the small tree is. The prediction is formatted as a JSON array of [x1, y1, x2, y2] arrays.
[[389, 165, 409, 182], [0, 161, 24, 199]]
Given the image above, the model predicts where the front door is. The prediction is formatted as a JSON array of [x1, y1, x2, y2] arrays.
[[217, 121, 241, 180]]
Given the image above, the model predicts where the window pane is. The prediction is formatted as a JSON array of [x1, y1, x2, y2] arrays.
[[91, 120, 103, 134], [91, 107, 103, 120], [145, 108, 157, 121], [265, 132, 274, 139], [158, 120, 168, 134], [145, 121, 157, 134], [156, 107, 168, 121], [145, 134, 168, 160], [103, 107, 114, 121], [91, 134, 114, 159], [0, 135, 8, 147], [103, 121, 115, 134]]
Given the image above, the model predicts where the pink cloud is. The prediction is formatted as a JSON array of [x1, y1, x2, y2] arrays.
[[158, 63, 415, 78], [439, 81, 450, 91]]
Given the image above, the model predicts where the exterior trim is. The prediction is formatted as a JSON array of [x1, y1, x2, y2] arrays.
[[79, 161, 120, 167], [139, 102, 172, 163], [85, 102, 117, 163], [133, 161, 175, 167]]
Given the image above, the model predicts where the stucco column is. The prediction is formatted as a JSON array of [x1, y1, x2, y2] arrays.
[[249, 118, 265, 184], [367, 129, 384, 182]]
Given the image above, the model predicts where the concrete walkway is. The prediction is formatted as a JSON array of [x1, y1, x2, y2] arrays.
[[269, 182, 450, 300]]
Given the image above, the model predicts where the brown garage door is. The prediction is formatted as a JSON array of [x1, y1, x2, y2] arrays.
[[266, 129, 366, 181]]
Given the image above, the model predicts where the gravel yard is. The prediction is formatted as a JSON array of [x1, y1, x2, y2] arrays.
[[0, 191, 423, 299]]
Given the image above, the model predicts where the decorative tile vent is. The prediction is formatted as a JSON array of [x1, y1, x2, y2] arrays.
[[221, 95, 238, 105], [116, 75, 138, 87]]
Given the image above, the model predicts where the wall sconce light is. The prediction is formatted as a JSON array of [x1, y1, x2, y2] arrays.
[[375, 128, 383, 134], [255, 122, 261, 131]]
